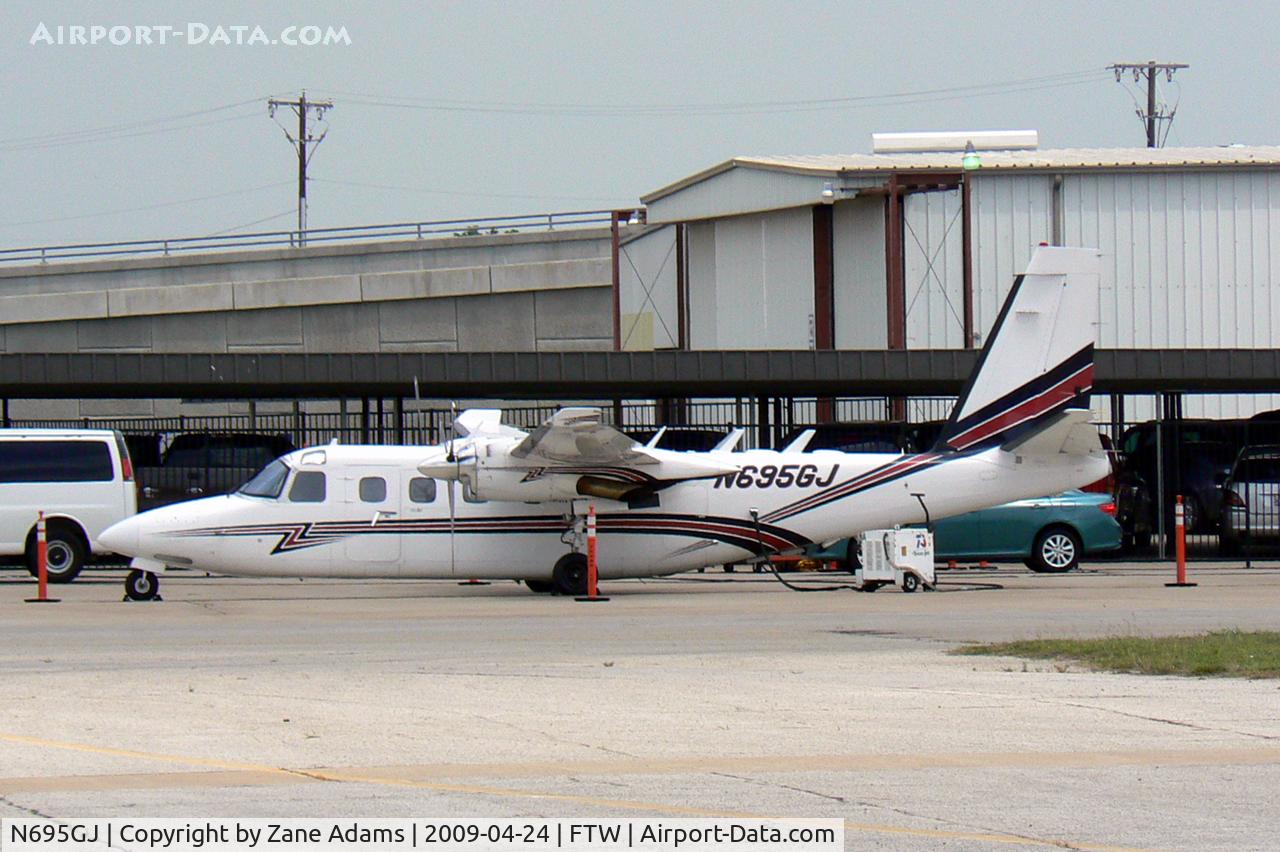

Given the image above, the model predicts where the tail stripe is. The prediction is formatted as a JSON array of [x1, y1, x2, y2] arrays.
[[945, 362, 1094, 451]]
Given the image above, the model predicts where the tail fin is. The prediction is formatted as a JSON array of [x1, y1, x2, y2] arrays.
[[935, 246, 1100, 453]]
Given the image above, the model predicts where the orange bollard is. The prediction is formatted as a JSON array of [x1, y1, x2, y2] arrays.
[[24, 511, 60, 604], [1166, 495, 1197, 588], [576, 505, 609, 602]]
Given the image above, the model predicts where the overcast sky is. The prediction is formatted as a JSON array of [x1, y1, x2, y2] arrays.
[[0, 1, 1274, 249]]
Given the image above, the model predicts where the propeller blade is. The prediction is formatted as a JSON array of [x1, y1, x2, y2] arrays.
[[447, 479, 456, 575]]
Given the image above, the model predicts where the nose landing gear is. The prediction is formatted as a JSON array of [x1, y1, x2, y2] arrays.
[[124, 569, 161, 602]]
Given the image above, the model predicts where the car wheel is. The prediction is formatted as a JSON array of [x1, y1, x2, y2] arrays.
[[551, 553, 588, 596], [26, 523, 87, 584], [901, 572, 921, 593], [1029, 526, 1081, 573]]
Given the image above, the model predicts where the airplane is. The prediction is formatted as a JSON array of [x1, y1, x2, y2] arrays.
[[100, 246, 1109, 601]]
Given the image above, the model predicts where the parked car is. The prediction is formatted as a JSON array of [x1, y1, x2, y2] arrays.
[[135, 432, 295, 511], [0, 429, 138, 582], [1220, 444, 1280, 551], [807, 490, 1122, 573], [780, 421, 944, 454], [1114, 421, 1241, 544], [625, 427, 728, 452]]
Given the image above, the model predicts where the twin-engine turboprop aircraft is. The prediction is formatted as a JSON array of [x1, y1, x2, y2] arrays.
[[101, 247, 1110, 600]]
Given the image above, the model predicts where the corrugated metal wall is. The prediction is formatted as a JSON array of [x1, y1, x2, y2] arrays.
[[686, 208, 814, 349], [1061, 170, 1280, 417], [969, 175, 1055, 346], [617, 225, 679, 350], [678, 166, 1280, 416], [903, 189, 966, 348], [833, 197, 887, 348]]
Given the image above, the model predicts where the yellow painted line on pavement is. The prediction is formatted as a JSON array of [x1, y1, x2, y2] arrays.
[[0, 730, 1168, 851]]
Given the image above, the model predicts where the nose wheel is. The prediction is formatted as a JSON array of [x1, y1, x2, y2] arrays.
[[124, 569, 161, 602]]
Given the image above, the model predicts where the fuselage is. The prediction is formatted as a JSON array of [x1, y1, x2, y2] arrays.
[[99, 441, 1109, 582]]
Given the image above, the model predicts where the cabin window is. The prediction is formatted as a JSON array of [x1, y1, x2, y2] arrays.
[[359, 476, 386, 503], [462, 482, 486, 504], [288, 470, 327, 503], [408, 477, 437, 503]]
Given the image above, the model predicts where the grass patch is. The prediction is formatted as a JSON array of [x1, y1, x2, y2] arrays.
[[954, 630, 1280, 678]]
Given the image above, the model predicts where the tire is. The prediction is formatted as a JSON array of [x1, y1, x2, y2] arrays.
[[524, 579, 555, 594], [551, 553, 588, 596], [125, 569, 160, 602], [26, 522, 87, 584], [901, 572, 920, 593], [845, 539, 862, 572], [1028, 526, 1082, 573]]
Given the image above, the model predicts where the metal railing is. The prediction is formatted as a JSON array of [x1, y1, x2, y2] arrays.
[[0, 209, 614, 265], [6, 397, 959, 454]]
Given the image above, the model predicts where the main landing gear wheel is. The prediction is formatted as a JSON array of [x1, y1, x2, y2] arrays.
[[901, 572, 921, 594], [552, 553, 588, 596], [124, 569, 160, 602], [524, 579, 555, 594]]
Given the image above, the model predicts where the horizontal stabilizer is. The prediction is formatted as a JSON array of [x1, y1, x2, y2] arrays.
[[1001, 409, 1102, 457]]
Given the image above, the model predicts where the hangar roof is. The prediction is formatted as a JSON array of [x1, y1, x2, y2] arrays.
[[641, 146, 1280, 223], [643, 145, 1280, 204]]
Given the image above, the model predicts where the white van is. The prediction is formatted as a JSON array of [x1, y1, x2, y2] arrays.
[[0, 429, 138, 582]]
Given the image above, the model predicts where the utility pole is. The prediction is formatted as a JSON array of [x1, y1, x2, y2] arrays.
[[267, 91, 333, 245], [1109, 61, 1188, 147]]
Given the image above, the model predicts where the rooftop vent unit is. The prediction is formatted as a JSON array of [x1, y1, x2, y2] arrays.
[[871, 130, 1039, 154]]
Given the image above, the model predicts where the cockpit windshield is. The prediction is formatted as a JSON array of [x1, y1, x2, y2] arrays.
[[238, 459, 290, 498]]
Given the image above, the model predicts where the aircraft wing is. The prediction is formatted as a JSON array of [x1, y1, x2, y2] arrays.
[[511, 407, 653, 465], [508, 407, 738, 486]]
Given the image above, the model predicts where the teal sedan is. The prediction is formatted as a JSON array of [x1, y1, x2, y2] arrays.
[[809, 491, 1122, 573]]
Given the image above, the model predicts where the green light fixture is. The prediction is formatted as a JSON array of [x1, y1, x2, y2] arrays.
[[962, 141, 981, 170]]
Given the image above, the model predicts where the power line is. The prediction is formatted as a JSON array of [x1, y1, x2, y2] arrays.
[[267, 91, 333, 243], [0, 181, 292, 228], [1109, 61, 1189, 147], [309, 176, 628, 204], [0, 97, 268, 150], [0, 112, 260, 153], [317, 69, 1109, 118], [202, 208, 297, 238]]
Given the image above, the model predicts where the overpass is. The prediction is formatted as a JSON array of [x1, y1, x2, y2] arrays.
[[0, 214, 620, 417], [0, 214, 616, 356]]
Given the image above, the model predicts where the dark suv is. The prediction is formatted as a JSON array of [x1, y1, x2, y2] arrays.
[[136, 432, 296, 511], [1115, 421, 1245, 545]]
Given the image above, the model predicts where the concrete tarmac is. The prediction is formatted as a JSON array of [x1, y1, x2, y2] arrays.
[[1, 563, 1278, 850]]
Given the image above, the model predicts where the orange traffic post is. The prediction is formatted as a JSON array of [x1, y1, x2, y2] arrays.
[[576, 504, 609, 602], [1165, 495, 1197, 588], [24, 511, 61, 604]]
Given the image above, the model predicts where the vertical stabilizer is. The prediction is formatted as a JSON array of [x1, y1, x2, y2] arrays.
[[935, 246, 1100, 452]]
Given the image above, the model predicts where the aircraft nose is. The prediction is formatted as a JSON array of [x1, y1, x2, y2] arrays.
[[99, 516, 140, 557]]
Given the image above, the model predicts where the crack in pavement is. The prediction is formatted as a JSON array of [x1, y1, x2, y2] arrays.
[[0, 794, 59, 820], [706, 770, 1087, 850], [462, 712, 641, 760], [1044, 699, 1280, 742]]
